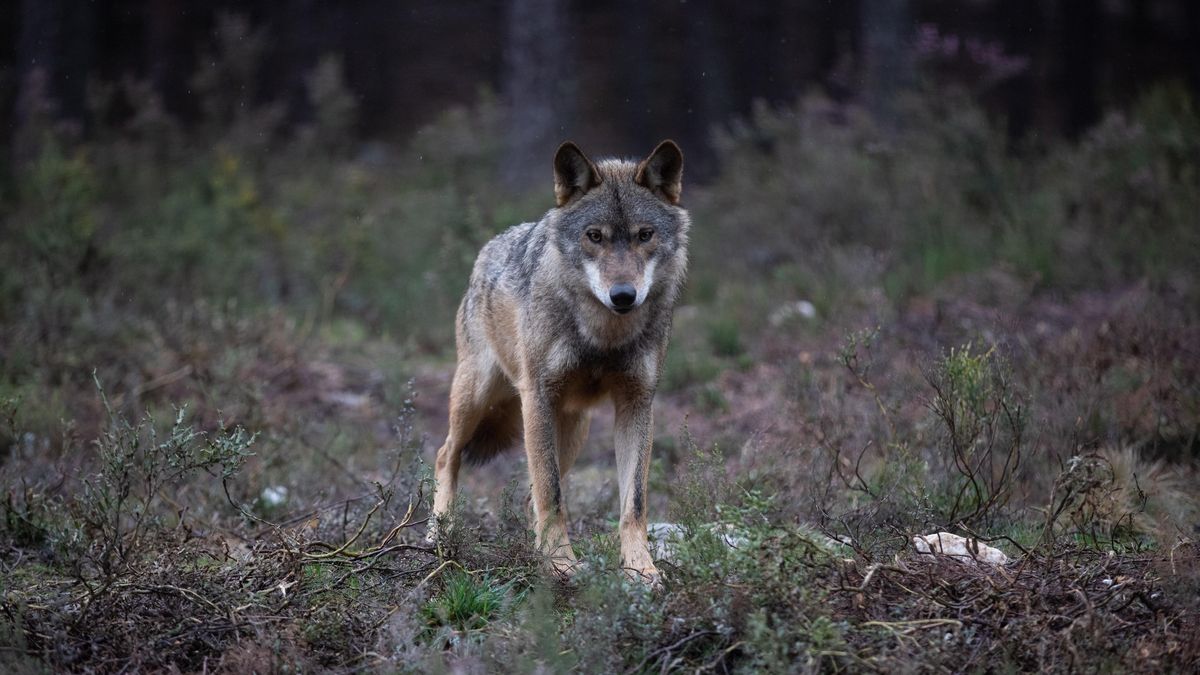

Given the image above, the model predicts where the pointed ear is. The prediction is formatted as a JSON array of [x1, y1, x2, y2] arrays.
[[635, 140, 684, 204], [553, 141, 602, 206]]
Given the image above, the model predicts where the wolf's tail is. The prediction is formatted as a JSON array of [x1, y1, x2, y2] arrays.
[[461, 396, 523, 465]]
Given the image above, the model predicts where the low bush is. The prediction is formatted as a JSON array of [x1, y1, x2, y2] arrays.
[[693, 84, 1200, 312]]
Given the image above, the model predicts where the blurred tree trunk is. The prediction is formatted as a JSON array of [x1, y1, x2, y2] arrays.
[[504, 0, 574, 189], [17, 0, 95, 119], [859, 0, 912, 130], [14, 0, 94, 161], [618, 0, 652, 152], [1060, 0, 1099, 135], [144, 0, 185, 113], [1001, 0, 1040, 140], [683, 0, 731, 179], [1181, 0, 1200, 96], [730, 1, 773, 108]]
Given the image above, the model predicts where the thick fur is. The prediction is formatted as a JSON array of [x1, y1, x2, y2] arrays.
[[430, 140, 689, 583], [459, 393, 522, 465]]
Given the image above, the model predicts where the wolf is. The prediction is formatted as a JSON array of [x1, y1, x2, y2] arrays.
[[428, 140, 689, 584]]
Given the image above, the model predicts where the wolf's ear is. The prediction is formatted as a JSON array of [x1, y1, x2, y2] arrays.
[[553, 142, 602, 206], [635, 140, 684, 204]]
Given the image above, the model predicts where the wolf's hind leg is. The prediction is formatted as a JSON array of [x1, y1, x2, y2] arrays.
[[553, 410, 590, 522], [429, 356, 499, 541], [556, 411, 590, 479]]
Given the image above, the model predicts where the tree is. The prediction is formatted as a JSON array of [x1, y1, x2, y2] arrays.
[[860, 0, 913, 129], [504, 0, 575, 188]]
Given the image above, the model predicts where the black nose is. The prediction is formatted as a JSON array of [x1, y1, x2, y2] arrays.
[[609, 283, 637, 309]]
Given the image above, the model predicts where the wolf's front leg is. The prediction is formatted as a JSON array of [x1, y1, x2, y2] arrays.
[[521, 385, 578, 577], [613, 386, 659, 585]]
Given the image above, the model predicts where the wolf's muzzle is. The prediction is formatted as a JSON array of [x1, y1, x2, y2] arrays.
[[609, 283, 637, 313]]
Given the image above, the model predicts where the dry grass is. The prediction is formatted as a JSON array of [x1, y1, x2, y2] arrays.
[[2, 78, 1198, 673]]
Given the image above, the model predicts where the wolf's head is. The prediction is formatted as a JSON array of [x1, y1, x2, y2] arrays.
[[550, 140, 690, 316]]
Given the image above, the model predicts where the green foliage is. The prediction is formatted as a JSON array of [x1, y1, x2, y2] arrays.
[[832, 339, 1027, 542], [106, 149, 285, 304], [75, 381, 254, 580], [693, 383, 729, 414], [937, 344, 996, 417], [1, 28, 1197, 671], [564, 568, 665, 673], [744, 611, 849, 673], [706, 316, 744, 358], [1048, 83, 1200, 287], [668, 435, 734, 530], [925, 343, 1024, 527], [660, 345, 722, 393], [422, 570, 518, 637], [10, 139, 97, 275], [190, 12, 276, 133], [696, 84, 1200, 308], [301, 54, 359, 153], [481, 587, 574, 672], [1, 40, 533, 358], [2, 486, 66, 552]]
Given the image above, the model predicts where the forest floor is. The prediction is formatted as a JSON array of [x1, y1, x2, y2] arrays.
[[3, 80, 1199, 672], [3, 269, 1197, 673]]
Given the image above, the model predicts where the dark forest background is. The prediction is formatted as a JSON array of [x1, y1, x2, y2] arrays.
[[2, 2, 1200, 672], [4, 0, 1200, 179]]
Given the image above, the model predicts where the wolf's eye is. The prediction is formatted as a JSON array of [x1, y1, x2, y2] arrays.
[[586, 230, 602, 243], [638, 228, 654, 242]]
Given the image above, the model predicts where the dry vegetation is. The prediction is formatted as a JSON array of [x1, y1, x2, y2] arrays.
[[2, 25, 1199, 673]]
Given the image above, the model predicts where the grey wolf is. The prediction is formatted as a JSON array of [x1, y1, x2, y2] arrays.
[[428, 140, 689, 584]]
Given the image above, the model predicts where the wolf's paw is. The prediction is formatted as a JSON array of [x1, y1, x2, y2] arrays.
[[620, 545, 661, 588], [546, 553, 586, 582], [622, 563, 662, 590]]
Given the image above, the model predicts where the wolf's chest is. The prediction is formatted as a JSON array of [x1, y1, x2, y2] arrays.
[[558, 365, 618, 412]]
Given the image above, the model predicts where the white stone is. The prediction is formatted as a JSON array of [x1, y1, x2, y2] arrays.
[[647, 521, 848, 564], [912, 532, 1009, 565], [260, 485, 289, 507], [768, 300, 819, 326]]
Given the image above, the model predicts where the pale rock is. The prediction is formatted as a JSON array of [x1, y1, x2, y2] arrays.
[[260, 485, 289, 507], [647, 522, 741, 562], [768, 300, 818, 326], [912, 532, 1009, 565], [647, 521, 850, 564]]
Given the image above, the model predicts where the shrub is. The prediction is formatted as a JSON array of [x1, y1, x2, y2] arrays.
[[72, 381, 255, 580], [8, 139, 97, 277], [1043, 445, 1198, 550], [694, 84, 1200, 308], [707, 316, 744, 358], [1049, 83, 1200, 289], [924, 343, 1025, 527]]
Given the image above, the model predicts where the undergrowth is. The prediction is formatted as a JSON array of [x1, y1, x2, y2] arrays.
[[0, 15, 1197, 673]]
